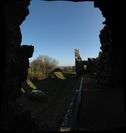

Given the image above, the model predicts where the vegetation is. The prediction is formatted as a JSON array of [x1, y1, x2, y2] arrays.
[[62, 66, 76, 73], [27, 54, 77, 80], [18, 73, 80, 131], [28, 55, 58, 80]]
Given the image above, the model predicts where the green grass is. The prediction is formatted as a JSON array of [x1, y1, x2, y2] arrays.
[[18, 73, 81, 131]]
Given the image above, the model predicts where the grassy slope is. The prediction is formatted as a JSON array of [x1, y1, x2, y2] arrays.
[[17, 73, 81, 131]]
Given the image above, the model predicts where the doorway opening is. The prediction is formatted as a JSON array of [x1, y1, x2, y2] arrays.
[[19, 0, 107, 131], [2, 0, 125, 132]]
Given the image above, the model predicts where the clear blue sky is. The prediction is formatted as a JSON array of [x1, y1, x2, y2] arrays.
[[20, 0, 105, 66]]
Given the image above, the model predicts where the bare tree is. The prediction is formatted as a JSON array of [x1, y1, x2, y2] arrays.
[[29, 55, 58, 79]]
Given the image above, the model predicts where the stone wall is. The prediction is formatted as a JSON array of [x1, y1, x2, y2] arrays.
[[95, 0, 123, 90], [1, 0, 34, 129], [1, 0, 124, 130], [96, 25, 113, 89]]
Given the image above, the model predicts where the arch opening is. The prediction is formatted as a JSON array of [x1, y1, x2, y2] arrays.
[[1, 0, 125, 132]]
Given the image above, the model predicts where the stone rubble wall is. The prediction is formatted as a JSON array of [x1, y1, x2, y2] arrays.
[[96, 25, 113, 89], [95, 0, 123, 90], [1, 0, 124, 130], [1, 0, 34, 127]]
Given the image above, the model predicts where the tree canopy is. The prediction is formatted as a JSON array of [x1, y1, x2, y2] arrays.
[[28, 55, 58, 80]]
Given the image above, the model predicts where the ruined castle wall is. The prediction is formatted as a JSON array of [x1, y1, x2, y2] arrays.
[[1, 0, 124, 129], [95, 0, 123, 90], [1, 0, 32, 122]]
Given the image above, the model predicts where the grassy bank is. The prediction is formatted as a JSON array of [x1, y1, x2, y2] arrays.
[[17, 73, 81, 131]]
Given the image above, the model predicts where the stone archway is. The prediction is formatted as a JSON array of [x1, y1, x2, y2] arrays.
[[1, 0, 124, 130]]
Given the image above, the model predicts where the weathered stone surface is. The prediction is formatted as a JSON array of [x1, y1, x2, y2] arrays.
[[96, 25, 113, 89], [1, 0, 124, 130], [95, 0, 123, 90], [1, 0, 33, 130]]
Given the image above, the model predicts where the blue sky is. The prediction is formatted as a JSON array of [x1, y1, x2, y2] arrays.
[[20, 0, 105, 66]]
